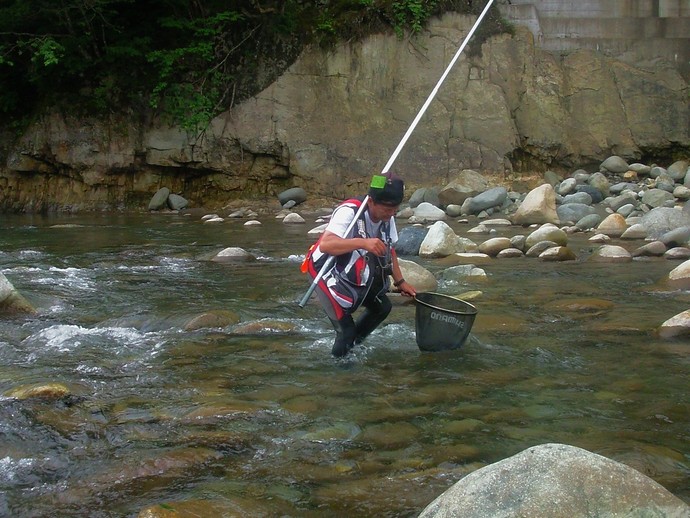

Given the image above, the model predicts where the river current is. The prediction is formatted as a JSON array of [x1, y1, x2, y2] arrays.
[[0, 211, 688, 516]]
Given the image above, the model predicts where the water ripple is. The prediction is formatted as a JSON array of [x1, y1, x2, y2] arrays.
[[20, 324, 166, 358]]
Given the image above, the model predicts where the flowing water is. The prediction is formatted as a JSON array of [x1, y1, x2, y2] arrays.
[[0, 212, 688, 517]]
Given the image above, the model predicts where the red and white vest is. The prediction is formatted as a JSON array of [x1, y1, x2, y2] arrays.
[[302, 198, 393, 312]]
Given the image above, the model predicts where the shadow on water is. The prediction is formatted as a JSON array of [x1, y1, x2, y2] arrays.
[[0, 213, 688, 516]]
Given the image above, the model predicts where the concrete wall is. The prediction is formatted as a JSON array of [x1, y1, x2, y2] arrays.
[[498, 0, 690, 76], [503, 0, 689, 18]]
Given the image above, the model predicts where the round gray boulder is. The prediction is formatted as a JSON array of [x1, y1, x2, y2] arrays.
[[395, 226, 429, 256], [0, 273, 36, 314], [148, 187, 170, 210], [277, 187, 307, 206], [419, 443, 689, 518], [167, 193, 188, 210]]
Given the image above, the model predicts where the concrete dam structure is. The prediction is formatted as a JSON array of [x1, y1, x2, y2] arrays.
[[498, 0, 690, 77]]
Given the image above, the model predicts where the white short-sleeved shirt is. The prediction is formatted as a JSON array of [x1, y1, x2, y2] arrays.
[[311, 202, 399, 264], [324, 203, 398, 245]]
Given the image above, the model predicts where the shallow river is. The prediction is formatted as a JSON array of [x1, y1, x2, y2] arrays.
[[1, 211, 688, 517]]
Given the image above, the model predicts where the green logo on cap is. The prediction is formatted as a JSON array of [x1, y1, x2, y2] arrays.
[[370, 175, 387, 189]]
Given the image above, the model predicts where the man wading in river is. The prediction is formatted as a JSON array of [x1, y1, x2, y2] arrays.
[[302, 172, 417, 357]]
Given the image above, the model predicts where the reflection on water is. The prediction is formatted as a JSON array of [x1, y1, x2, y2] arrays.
[[1, 213, 688, 517]]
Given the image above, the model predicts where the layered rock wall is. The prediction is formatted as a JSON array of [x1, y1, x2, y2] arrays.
[[0, 10, 688, 211]]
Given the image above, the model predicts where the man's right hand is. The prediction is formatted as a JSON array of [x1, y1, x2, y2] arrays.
[[320, 231, 387, 257], [362, 238, 387, 257]]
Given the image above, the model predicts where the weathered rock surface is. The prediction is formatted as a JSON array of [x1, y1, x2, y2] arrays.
[[418, 443, 690, 518], [1, 14, 688, 211], [419, 221, 469, 258], [0, 273, 36, 314], [659, 309, 690, 339], [211, 247, 256, 262], [398, 259, 437, 292], [512, 184, 559, 226]]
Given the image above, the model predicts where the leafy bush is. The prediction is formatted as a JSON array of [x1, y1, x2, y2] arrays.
[[0, 0, 506, 135]]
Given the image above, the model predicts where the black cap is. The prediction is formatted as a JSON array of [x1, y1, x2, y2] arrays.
[[368, 171, 405, 206]]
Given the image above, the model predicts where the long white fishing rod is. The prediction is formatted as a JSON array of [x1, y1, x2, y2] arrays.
[[299, 0, 495, 308], [381, 0, 495, 173]]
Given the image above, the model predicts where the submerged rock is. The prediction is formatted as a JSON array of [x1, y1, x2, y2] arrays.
[[588, 244, 632, 263], [667, 258, 690, 289], [138, 497, 279, 518], [5, 382, 72, 400], [183, 310, 241, 331], [0, 273, 36, 315], [211, 247, 255, 262], [659, 309, 690, 339]]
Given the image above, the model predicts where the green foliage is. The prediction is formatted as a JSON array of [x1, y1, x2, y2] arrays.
[[30, 37, 65, 66], [0, 0, 507, 135], [316, 16, 337, 35], [393, 0, 438, 38], [146, 10, 244, 133]]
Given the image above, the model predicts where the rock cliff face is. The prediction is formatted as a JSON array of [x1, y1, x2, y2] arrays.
[[0, 12, 688, 211]]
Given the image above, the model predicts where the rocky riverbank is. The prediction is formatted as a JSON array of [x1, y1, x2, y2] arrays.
[[2, 12, 688, 212], [3, 151, 690, 516], [149, 154, 689, 339]]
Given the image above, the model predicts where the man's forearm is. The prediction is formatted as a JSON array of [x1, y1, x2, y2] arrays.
[[319, 231, 368, 256]]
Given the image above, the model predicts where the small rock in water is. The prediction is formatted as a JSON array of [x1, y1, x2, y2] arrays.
[[589, 245, 632, 263], [5, 382, 72, 400], [283, 213, 305, 224], [211, 247, 255, 262], [658, 309, 690, 339]]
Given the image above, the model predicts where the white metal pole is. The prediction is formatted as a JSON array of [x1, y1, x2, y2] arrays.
[[381, 0, 495, 174]]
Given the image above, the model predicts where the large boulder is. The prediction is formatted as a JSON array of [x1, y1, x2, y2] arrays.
[[412, 202, 447, 223], [418, 443, 689, 518], [437, 170, 489, 207], [277, 187, 307, 206], [600, 155, 629, 174], [409, 187, 440, 208], [167, 193, 188, 210], [641, 207, 690, 239], [588, 244, 633, 263], [667, 160, 689, 181], [667, 258, 690, 289], [597, 213, 628, 237], [642, 188, 675, 209], [395, 226, 429, 256], [575, 184, 605, 203], [148, 187, 170, 210], [557, 203, 597, 225], [419, 221, 465, 258], [477, 237, 512, 257], [660, 226, 690, 247], [397, 259, 437, 292], [461, 186, 508, 216], [512, 184, 559, 226], [659, 309, 690, 339]]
